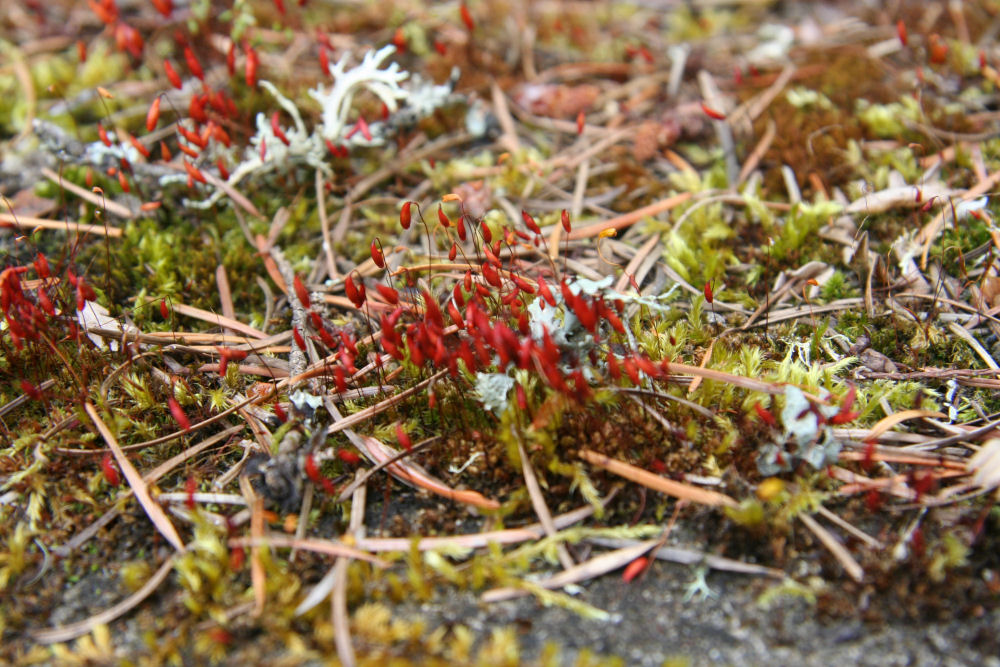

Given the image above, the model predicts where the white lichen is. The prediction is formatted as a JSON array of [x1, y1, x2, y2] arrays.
[[184, 45, 460, 208]]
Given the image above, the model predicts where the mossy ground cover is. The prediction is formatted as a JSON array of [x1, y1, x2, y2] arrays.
[[2, 1, 1000, 665]]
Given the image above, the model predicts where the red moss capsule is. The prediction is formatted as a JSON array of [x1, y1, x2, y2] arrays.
[[292, 275, 311, 309], [146, 96, 161, 133], [332, 365, 347, 394], [928, 34, 948, 65], [184, 46, 204, 81], [188, 94, 207, 123], [400, 201, 412, 229], [338, 449, 361, 464], [561, 209, 572, 233], [164, 60, 182, 89], [151, 0, 173, 18], [292, 326, 306, 351], [101, 452, 121, 486], [344, 274, 364, 308], [521, 210, 541, 235], [754, 402, 778, 428], [126, 132, 150, 158], [704, 280, 713, 304], [245, 45, 259, 87], [623, 556, 648, 583], [168, 397, 192, 431], [375, 283, 399, 305], [437, 205, 451, 228], [396, 423, 412, 451], [226, 41, 236, 76], [98, 123, 111, 147], [370, 239, 385, 268], [460, 2, 474, 31], [318, 45, 331, 77], [896, 19, 908, 47], [701, 102, 726, 120], [77, 39, 88, 63], [34, 253, 50, 279], [182, 159, 207, 184], [21, 380, 42, 401], [185, 476, 197, 509]]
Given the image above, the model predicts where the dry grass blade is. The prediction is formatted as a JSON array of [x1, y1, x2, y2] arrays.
[[333, 484, 365, 667], [667, 360, 814, 399], [482, 540, 657, 602], [0, 212, 122, 237], [864, 410, 946, 442], [517, 439, 575, 570], [31, 555, 176, 644], [356, 435, 500, 510], [967, 438, 1000, 492], [798, 513, 864, 582], [586, 537, 785, 578], [227, 535, 388, 567], [356, 501, 603, 552], [84, 402, 185, 551], [163, 301, 269, 339], [567, 192, 692, 240], [40, 167, 134, 218], [579, 449, 737, 508]]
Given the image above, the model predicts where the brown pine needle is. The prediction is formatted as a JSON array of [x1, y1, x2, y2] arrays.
[[579, 449, 738, 508]]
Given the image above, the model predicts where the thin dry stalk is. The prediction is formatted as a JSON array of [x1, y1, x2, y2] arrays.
[[84, 402, 185, 551], [798, 512, 864, 582]]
